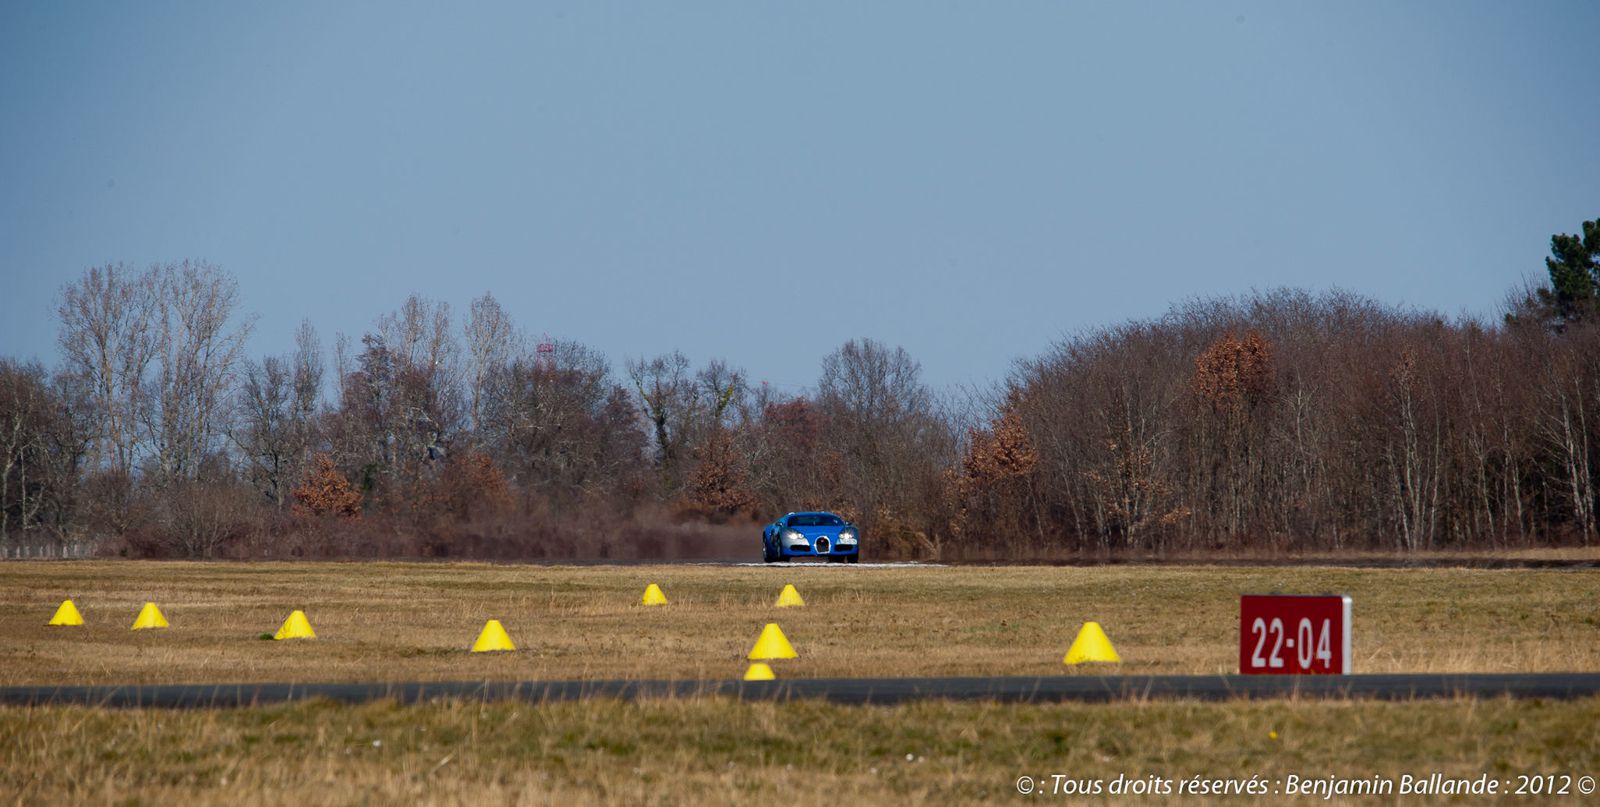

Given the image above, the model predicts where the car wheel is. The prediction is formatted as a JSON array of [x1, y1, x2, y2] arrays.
[[847, 553, 859, 564], [762, 538, 777, 563]]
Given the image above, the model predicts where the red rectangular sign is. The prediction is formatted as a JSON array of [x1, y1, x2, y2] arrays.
[[1239, 594, 1351, 675]]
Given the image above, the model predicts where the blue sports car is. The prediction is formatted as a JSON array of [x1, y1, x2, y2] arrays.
[[762, 512, 860, 563]]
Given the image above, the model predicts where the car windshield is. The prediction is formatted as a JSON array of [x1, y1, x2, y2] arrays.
[[788, 514, 843, 527]]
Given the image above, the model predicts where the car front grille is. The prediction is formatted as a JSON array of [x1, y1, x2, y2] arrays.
[[815, 537, 830, 553]]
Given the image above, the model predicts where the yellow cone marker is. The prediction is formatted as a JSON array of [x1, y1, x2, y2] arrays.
[[641, 583, 668, 606], [131, 602, 169, 630], [1063, 621, 1121, 664], [471, 619, 516, 652], [48, 599, 85, 626], [748, 622, 798, 660], [775, 584, 805, 608], [743, 662, 776, 681], [274, 609, 316, 640]]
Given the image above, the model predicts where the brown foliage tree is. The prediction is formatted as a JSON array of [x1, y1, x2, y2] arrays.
[[963, 407, 1039, 483], [291, 454, 362, 518], [686, 431, 755, 520], [948, 403, 1041, 552], [425, 451, 514, 521], [1193, 329, 1274, 413]]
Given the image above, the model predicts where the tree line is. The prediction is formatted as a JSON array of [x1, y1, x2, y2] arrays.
[[2, 218, 1597, 558]]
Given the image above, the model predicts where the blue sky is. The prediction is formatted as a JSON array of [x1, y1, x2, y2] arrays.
[[2, 2, 1596, 390]]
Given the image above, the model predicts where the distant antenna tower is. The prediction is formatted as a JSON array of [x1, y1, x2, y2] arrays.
[[535, 333, 556, 371]]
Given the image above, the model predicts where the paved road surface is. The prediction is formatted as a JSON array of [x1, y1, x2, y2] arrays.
[[531, 558, 1598, 569], [4, 674, 1598, 708]]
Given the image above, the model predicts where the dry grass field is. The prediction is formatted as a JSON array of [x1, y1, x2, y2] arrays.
[[3, 560, 1599, 804], [5, 695, 1599, 804], [1, 561, 1598, 684]]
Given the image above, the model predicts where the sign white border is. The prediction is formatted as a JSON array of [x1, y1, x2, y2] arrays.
[[1340, 594, 1352, 675]]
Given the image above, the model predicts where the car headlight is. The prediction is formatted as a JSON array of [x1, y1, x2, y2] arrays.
[[839, 528, 857, 542], [782, 529, 805, 543]]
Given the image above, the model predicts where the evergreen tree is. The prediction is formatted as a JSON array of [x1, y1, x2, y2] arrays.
[[1535, 218, 1600, 329]]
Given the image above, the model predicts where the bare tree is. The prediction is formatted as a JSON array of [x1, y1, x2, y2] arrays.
[[0, 361, 55, 540], [818, 339, 931, 432], [1383, 347, 1442, 550], [143, 261, 254, 483], [327, 298, 462, 503], [157, 477, 256, 558], [463, 293, 519, 439], [380, 294, 461, 468], [482, 340, 642, 501], [628, 351, 700, 487], [292, 320, 324, 420], [233, 324, 320, 509], [1537, 340, 1596, 543], [35, 371, 95, 536], [696, 359, 748, 431], [57, 263, 158, 477], [234, 356, 293, 506], [380, 294, 457, 376], [817, 339, 953, 548]]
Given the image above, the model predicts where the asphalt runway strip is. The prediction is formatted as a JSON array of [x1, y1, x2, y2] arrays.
[[4, 674, 1598, 708]]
